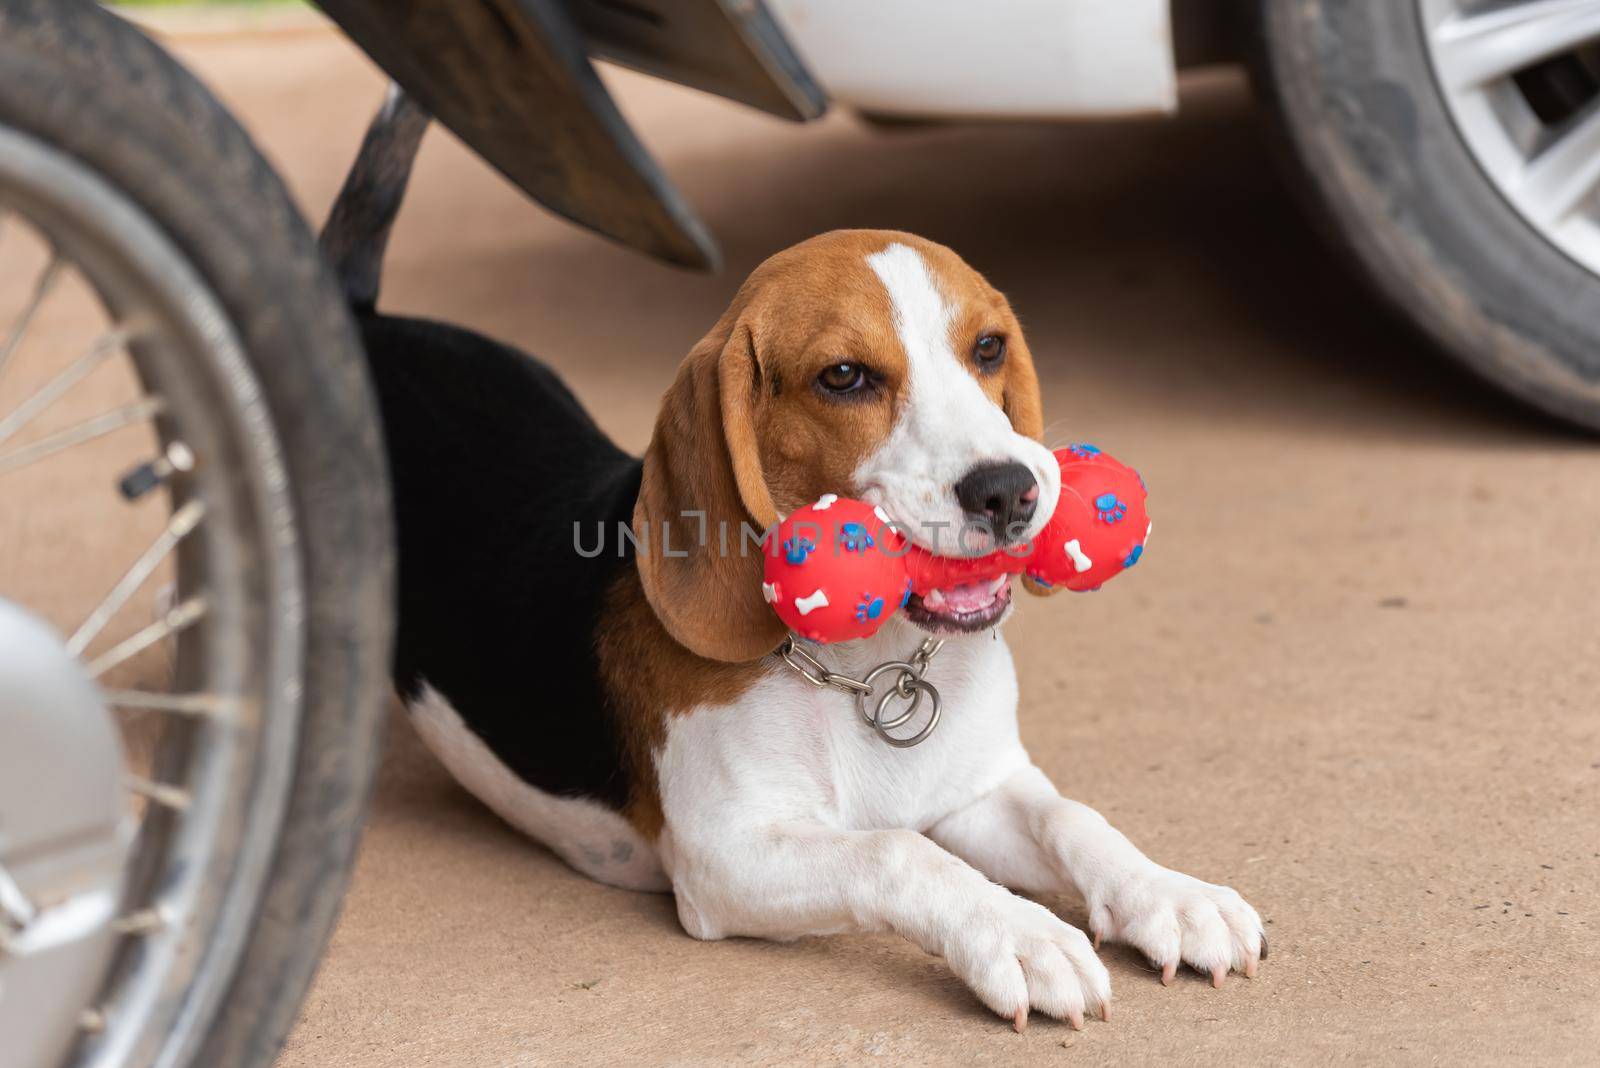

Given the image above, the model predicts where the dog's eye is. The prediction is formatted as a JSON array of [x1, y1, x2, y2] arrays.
[[817, 361, 868, 394], [974, 334, 1006, 371]]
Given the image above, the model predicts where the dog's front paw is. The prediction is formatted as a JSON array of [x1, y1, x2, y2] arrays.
[[1087, 867, 1264, 986], [944, 894, 1111, 1031]]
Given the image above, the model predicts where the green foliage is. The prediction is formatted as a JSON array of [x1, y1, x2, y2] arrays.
[[112, 1, 301, 8]]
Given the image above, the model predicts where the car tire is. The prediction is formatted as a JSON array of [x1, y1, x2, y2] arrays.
[[1249, 0, 1600, 431]]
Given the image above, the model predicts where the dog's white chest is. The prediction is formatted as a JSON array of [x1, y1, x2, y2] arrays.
[[656, 625, 1030, 847]]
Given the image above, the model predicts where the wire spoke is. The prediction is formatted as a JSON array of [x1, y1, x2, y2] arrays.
[[66, 499, 204, 658], [109, 908, 166, 935], [100, 689, 236, 719], [0, 251, 63, 385], [1432, 0, 1600, 90], [0, 324, 133, 449], [85, 595, 206, 679], [0, 861, 36, 932], [123, 775, 191, 811], [0, 395, 164, 476]]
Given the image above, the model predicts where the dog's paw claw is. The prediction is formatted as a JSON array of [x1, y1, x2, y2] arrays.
[[1091, 867, 1264, 987], [947, 895, 1112, 1030]]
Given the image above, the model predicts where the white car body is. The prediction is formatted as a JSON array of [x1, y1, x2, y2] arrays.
[[766, 0, 1178, 118]]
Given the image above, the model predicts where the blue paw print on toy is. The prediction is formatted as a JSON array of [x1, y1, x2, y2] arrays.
[[1122, 544, 1143, 568], [899, 577, 914, 608], [838, 522, 874, 552], [855, 591, 886, 622], [1094, 492, 1127, 524], [783, 536, 816, 565], [1069, 443, 1101, 458]]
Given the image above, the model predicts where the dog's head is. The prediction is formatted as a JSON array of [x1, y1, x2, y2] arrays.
[[635, 230, 1057, 661]]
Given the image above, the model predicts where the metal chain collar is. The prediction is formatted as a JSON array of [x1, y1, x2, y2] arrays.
[[776, 634, 945, 748]]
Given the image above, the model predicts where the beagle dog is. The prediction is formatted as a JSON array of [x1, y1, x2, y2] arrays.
[[359, 228, 1265, 1031]]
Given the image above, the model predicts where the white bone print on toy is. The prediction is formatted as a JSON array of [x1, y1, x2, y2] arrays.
[[761, 581, 782, 604], [813, 494, 838, 511], [794, 589, 830, 616], [1062, 538, 1093, 574]]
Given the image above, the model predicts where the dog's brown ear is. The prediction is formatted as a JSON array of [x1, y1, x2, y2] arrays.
[[1002, 340, 1044, 441], [634, 317, 788, 662]]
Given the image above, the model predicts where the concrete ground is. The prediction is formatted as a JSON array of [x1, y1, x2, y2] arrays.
[[10, 13, 1599, 1065]]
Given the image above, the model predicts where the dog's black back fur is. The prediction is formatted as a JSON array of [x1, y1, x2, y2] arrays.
[[324, 87, 646, 808], [361, 313, 642, 808]]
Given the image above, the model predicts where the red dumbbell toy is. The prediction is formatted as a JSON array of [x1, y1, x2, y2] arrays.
[[762, 445, 1149, 642]]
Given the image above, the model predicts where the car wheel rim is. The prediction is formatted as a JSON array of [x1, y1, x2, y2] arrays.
[[1420, 0, 1600, 277]]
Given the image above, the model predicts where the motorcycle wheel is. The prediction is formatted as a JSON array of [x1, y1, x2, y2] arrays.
[[0, 2, 392, 1065]]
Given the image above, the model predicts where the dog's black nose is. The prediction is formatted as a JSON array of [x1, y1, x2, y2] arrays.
[[954, 462, 1038, 542]]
